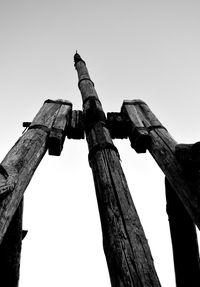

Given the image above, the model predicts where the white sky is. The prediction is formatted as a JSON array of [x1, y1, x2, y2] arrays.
[[0, 0, 200, 286]]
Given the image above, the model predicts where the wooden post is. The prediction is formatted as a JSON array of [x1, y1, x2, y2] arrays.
[[122, 100, 200, 229], [0, 99, 65, 245], [0, 199, 24, 287], [48, 99, 72, 156], [74, 53, 161, 287], [121, 102, 151, 153], [165, 178, 200, 286]]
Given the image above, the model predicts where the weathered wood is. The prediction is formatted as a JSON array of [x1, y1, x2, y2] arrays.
[[22, 122, 31, 128], [121, 101, 151, 153], [106, 112, 129, 139], [48, 100, 72, 156], [74, 52, 161, 287], [165, 178, 200, 287], [0, 100, 62, 244], [125, 100, 200, 229], [67, 110, 85, 139], [0, 199, 23, 287], [175, 142, 200, 168], [22, 229, 28, 240]]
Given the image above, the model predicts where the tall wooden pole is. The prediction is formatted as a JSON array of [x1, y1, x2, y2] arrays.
[[74, 53, 161, 287], [165, 178, 200, 287]]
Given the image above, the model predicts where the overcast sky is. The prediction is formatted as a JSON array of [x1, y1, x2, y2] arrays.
[[1, 1, 200, 286]]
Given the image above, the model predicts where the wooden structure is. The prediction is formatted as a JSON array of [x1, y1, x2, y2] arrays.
[[165, 178, 200, 286], [0, 53, 200, 286]]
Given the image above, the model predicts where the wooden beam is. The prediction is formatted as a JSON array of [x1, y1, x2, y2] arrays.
[[106, 112, 129, 139], [0, 100, 62, 244], [122, 100, 200, 229], [121, 101, 151, 153], [67, 110, 85, 139], [0, 199, 24, 287], [165, 178, 200, 287], [74, 53, 161, 287], [48, 99, 72, 156]]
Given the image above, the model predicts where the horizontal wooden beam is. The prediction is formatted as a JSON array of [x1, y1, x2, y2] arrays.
[[106, 112, 129, 139]]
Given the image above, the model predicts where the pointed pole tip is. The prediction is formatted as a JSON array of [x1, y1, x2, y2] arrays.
[[74, 51, 85, 66]]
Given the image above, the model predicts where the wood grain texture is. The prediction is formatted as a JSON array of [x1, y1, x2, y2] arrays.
[[48, 100, 72, 156], [67, 110, 85, 139], [121, 101, 150, 153], [74, 53, 161, 287], [129, 100, 200, 229], [165, 178, 200, 287], [0, 101, 61, 244]]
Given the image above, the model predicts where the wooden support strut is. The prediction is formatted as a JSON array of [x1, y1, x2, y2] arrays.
[[122, 100, 200, 229], [165, 178, 200, 287], [22, 99, 74, 155], [0, 199, 24, 287], [0, 100, 63, 247], [24, 108, 85, 142], [121, 101, 151, 153], [74, 52, 161, 287], [47, 99, 72, 156], [0, 99, 69, 286]]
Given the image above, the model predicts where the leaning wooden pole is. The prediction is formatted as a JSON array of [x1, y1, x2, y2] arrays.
[[165, 178, 200, 287], [0, 99, 72, 245], [122, 100, 200, 229], [0, 99, 71, 286], [74, 53, 161, 287]]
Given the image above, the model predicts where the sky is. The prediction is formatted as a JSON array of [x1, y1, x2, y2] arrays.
[[0, 0, 200, 286]]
